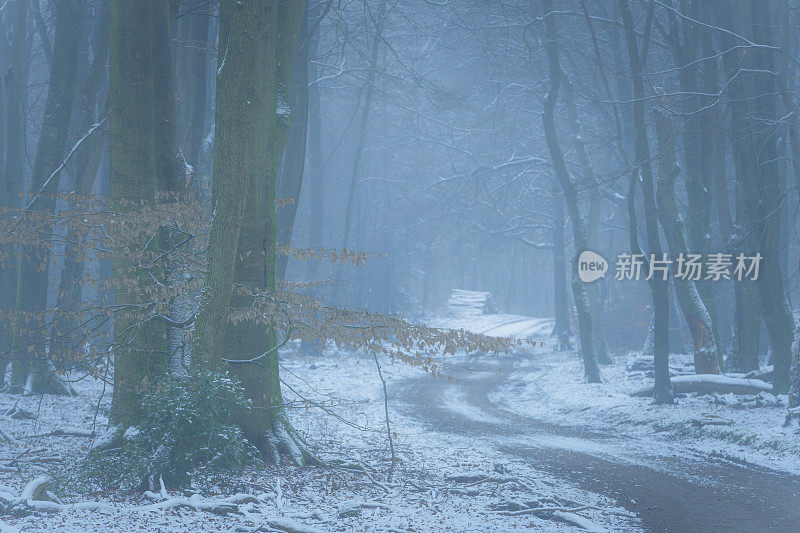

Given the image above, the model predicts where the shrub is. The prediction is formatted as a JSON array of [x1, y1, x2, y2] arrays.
[[62, 368, 257, 492]]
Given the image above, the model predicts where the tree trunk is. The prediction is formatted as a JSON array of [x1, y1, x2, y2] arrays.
[[564, 81, 611, 363], [306, 1, 324, 281], [1, 0, 29, 385], [618, 0, 672, 403], [653, 110, 718, 374], [276, 4, 310, 280], [745, 0, 793, 394], [193, 0, 311, 463], [183, 0, 210, 177], [12, 0, 86, 394], [49, 0, 109, 369], [541, 0, 601, 383], [715, 1, 761, 374], [335, 0, 386, 305], [551, 188, 571, 349], [108, 0, 165, 426], [666, 1, 721, 367]]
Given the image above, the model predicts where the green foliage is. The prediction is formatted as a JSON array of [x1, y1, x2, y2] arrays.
[[61, 368, 257, 492]]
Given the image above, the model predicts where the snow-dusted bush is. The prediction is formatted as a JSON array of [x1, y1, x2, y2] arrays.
[[60, 369, 257, 492]]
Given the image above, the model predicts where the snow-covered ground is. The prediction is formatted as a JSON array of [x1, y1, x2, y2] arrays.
[[1, 340, 637, 532], [4, 308, 797, 532], [491, 350, 800, 476]]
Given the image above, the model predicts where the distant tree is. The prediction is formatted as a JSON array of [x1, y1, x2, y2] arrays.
[[541, 0, 601, 383], [12, 0, 86, 394]]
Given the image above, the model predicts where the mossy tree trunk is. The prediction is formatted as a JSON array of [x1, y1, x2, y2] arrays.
[[194, 0, 311, 463], [108, 0, 167, 427]]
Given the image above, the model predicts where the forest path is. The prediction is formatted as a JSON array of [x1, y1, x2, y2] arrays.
[[396, 352, 800, 533]]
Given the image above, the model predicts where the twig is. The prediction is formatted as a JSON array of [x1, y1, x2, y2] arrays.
[[370, 344, 396, 483]]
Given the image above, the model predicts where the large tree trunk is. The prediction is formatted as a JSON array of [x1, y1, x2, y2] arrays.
[[108, 0, 165, 426], [618, 0, 672, 403], [541, 0, 601, 383], [12, 0, 86, 395], [194, 0, 311, 463], [653, 110, 718, 374]]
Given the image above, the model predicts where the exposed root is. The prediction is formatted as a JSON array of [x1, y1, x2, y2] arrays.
[[783, 406, 800, 427], [264, 417, 321, 467], [25, 361, 75, 396]]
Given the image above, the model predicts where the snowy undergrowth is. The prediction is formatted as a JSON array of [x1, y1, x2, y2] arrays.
[[1, 342, 637, 532], [491, 350, 800, 475]]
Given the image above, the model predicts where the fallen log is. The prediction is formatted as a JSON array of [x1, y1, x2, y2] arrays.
[[632, 375, 772, 397]]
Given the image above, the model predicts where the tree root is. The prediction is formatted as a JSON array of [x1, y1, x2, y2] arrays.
[[263, 417, 321, 467]]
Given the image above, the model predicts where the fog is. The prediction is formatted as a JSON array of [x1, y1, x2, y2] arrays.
[[2, 1, 800, 531]]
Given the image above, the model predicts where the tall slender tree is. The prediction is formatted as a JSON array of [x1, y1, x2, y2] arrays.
[[618, 0, 672, 402], [12, 0, 86, 394], [541, 0, 601, 383]]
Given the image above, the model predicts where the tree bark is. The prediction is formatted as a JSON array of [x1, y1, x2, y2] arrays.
[[108, 0, 165, 426], [49, 0, 109, 368], [653, 110, 718, 374], [618, 0, 672, 403], [194, 0, 311, 463], [715, 1, 761, 374], [1, 0, 29, 384], [564, 81, 611, 363], [541, 0, 601, 383], [745, 0, 793, 394], [276, 4, 310, 280], [551, 188, 571, 349], [12, 0, 86, 394], [306, 0, 324, 280]]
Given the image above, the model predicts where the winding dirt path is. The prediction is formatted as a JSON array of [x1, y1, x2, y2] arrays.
[[396, 354, 800, 532]]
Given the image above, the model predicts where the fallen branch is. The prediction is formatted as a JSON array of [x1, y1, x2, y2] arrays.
[[691, 413, 734, 427], [30, 427, 95, 438], [632, 375, 772, 397], [498, 503, 600, 516]]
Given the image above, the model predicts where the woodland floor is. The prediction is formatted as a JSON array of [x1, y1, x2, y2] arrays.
[[2, 319, 800, 532]]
